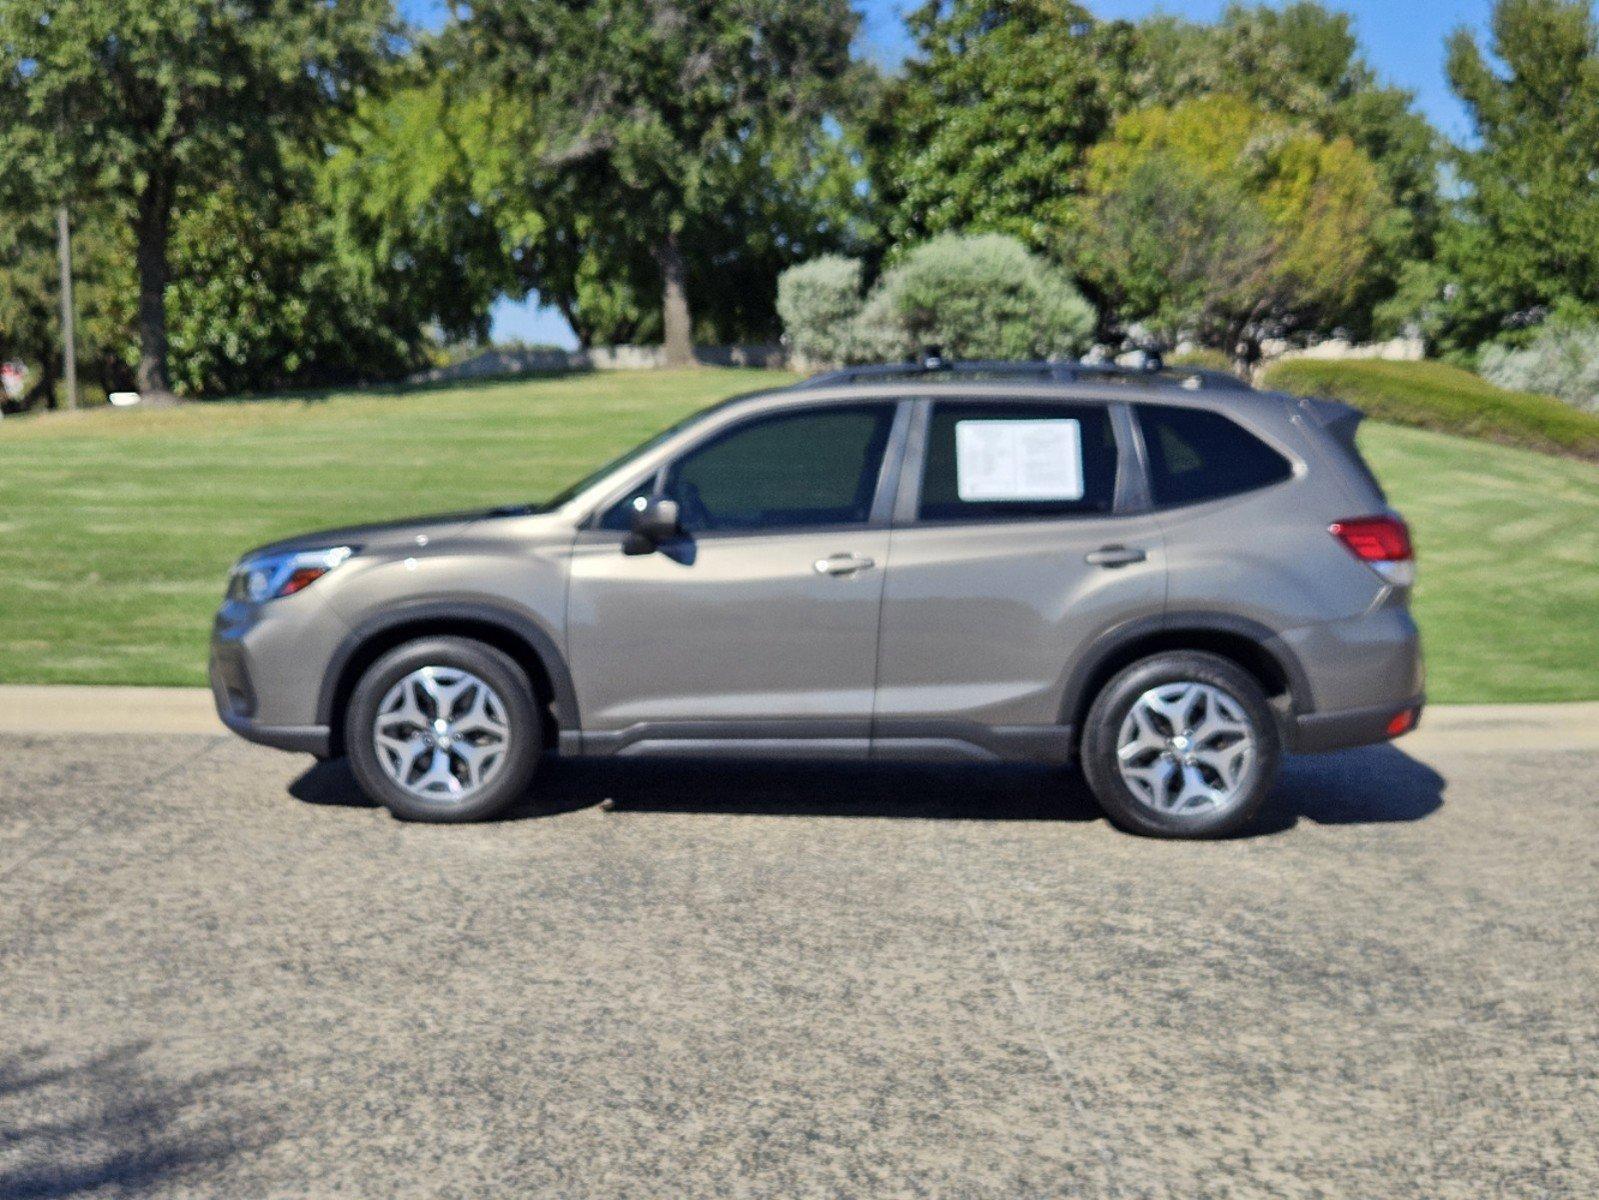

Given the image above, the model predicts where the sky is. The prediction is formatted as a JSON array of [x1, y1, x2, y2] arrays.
[[398, 0, 1496, 347]]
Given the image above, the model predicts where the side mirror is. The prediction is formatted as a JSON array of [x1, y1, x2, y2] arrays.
[[622, 498, 681, 555]]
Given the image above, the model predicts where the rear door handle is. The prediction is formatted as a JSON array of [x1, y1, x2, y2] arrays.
[[814, 553, 876, 577], [1085, 545, 1147, 568]]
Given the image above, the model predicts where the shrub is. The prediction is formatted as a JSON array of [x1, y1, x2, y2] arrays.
[[1167, 347, 1238, 374], [1479, 323, 1599, 414], [775, 236, 1096, 366], [857, 234, 1095, 361], [775, 255, 866, 366]]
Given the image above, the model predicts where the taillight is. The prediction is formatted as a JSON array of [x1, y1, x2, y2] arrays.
[[1330, 515, 1414, 587]]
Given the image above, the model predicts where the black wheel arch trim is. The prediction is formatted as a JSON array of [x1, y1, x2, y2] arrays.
[[317, 598, 581, 736], [1058, 610, 1315, 731]]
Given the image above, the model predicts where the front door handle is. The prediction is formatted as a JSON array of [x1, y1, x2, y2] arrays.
[[814, 553, 876, 577], [1085, 544, 1147, 568]]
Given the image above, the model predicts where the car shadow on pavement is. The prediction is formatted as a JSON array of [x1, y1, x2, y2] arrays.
[[1257, 743, 1446, 834], [290, 741, 1445, 834], [0, 1041, 277, 1199], [289, 755, 1100, 822]]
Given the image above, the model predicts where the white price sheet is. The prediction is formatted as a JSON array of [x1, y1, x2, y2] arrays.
[[954, 419, 1084, 502]]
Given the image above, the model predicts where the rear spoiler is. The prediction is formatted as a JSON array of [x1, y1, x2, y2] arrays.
[[1295, 395, 1386, 501], [1298, 395, 1364, 447]]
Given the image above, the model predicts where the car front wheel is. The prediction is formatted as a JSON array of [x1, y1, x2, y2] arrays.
[[346, 636, 541, 822], [1081, 651, 1280, 838]]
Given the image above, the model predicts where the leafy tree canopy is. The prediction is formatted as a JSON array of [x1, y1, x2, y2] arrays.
[[441, 0, 864, 363], [1079, 95, 1395, 359], [0, 0, 399, 398], [0, 198, 135, 408], [1426, 0, 1599, 353], [1133, 2, 1440, 330], [869, 0, 1139, 255]]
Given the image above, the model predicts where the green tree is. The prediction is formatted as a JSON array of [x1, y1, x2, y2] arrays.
[[1075, 155, 1276, 352], [165, 174, 466, 396], [0, 210, 64, 408], [0, 0, 397, 400], [0, 201, 134, 408], [1079, 96, 1395, 363], [1433, 0, 1599, 351], [319, 79, 520, 347], [504, 111, 873, 348], [445, 0, 862, 365], [1133, 3, 1439, 332], [870, 0, 1138, 256]]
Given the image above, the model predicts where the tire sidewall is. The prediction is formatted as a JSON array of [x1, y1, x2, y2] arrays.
[[1082, 651, 1281, 839], [346, 637, 541, 823]]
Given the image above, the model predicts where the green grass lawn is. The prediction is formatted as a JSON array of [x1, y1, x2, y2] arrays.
[[0, 367, 1594, 702], [1262, 357, 1599, 462]]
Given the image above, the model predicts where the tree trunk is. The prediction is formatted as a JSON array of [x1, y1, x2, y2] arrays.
[[653, 230, 696, 368], [554, 297, 589, 351], [134, 175, 179, 404], [29, 341, 58, 411]]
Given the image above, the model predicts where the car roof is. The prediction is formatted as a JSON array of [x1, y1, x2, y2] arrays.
[[790, 358, 1253, 394]]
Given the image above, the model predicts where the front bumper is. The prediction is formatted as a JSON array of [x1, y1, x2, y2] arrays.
[[210, 590, 347, 758], [210, 649, 332, 756]]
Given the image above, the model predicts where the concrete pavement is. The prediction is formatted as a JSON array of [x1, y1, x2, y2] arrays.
[[0, 698, 1595, 1197]]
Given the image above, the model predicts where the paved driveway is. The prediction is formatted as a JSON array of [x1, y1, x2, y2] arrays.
[[1, 711, 1594, 1197]]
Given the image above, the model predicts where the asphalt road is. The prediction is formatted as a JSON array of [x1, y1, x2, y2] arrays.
[[1, 723, 1594, 1198]]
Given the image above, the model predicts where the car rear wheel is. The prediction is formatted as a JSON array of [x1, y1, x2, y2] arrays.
[[346, 636, 541, 822], [1081, 651, 1280, 838]]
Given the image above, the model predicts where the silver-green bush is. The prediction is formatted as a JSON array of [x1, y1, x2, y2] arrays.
[[776, 236, 1096, 366], [856, 234, 1095, 362], [1480, 323, 1599, 413], [775, 255, 866, 366]]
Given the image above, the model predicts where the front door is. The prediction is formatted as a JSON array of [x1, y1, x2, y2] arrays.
[[566, 401, 902, 755]]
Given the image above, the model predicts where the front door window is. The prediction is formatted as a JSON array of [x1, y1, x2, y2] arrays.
[[602, 404, 895, 533]]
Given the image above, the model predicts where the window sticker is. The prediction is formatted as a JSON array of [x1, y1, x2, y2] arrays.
[[954, 419, 1084, 501]]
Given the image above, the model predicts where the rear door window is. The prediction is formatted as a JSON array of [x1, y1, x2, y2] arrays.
[[918, 401, 1119, 521], [1135, 404, 1292, 507]]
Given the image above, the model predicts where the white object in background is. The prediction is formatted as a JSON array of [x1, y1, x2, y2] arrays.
[[955, 419, 1083, 501], [1, 360, 27, 400], [108, 391, 142, 407]]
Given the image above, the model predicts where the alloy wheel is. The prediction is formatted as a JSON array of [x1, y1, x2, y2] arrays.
[[1115, 681, 1256, 815], [373, 667, 511, 803]]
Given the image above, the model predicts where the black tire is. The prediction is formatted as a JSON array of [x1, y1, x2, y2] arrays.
[[346, 636, 541, 822], [1080, 651, 1280, 839]]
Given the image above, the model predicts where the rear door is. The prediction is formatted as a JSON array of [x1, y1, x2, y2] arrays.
[[872, 397, 1167, 752]]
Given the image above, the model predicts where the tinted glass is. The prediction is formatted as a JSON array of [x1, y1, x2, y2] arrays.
[[918, 401, 1118, 521], [606, 404, 894, 533], [1136, 404, 1293, 507]]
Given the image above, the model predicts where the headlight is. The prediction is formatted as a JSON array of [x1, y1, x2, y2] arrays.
[[227, 545, 354, 602]]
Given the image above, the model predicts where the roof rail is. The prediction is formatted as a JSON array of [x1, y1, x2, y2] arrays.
[[792, 357, 1252, 393]]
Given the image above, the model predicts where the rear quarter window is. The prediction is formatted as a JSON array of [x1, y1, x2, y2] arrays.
[[1136, 404, 1293, 507]]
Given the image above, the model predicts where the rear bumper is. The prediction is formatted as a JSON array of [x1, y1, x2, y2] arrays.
[[1289, 694, 1424, 753]]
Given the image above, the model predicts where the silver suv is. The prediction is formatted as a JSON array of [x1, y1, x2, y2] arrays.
[[211, 361, 1423, 838]]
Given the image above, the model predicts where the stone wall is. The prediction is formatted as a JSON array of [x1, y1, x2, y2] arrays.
[[408, 343, 788, 385], [1263, 336, 1425, 365]]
